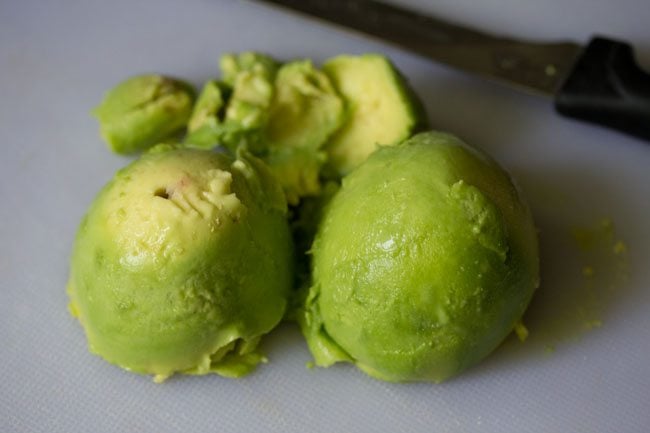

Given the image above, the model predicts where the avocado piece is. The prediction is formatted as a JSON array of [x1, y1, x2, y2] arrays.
[[302, 131, 539, 382], [197, 55, 345, 204], [67, 146, 293, 381], [184, 80, 228, 149], [188, 80, 226, 133], [93, 75, 195, 154], [184, 80, 256, 150], [191, 52, 280, 153], [185, 52, 281, 153], [224, 70, 274, 130], [266, 60, 344, 150], [322, 54, 427, 175], [220, 52, 279, 86], [265, 147, 326, 206], [264, 60, 345, 204], [221, 53, 278, 126]]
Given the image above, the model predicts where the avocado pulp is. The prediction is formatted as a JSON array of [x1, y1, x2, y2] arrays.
[[67, 147, 293, 381], [302, 131, 539, 382]]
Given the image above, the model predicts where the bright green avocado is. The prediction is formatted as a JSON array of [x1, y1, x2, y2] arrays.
[[322, 54, 427, 175], [67, 147, 293, 381], [302, 131, 539, 382]]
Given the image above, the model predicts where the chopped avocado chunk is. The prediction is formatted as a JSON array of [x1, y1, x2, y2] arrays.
[[186, 52, 281, 152], [93, 75, 195, 154], [265, 146, 327, 206], [188, 80, 228, 133], [322, 54, 427, 175], [220, 52, 279, 86], [185, 80, 229, 149], [225, 71, 273, 129], [263, 59, 345, 204], [266, 60, 344, 150], [217, 52, 280, 152], [197, 55, 345, 204]]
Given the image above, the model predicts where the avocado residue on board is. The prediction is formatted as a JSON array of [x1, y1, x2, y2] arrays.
[[571, 217, 629, 329], [503, 216, 630, 356]]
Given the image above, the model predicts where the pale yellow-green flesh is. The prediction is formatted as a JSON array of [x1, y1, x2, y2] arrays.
[[93, 75, 194, 154], [304, 132, 539, 382], [188, 80, 225, 133], [68, 148, 293, 379], [264, 59, 344, 204], [323, 54, 420, 175], [266, 60, 344, 150]]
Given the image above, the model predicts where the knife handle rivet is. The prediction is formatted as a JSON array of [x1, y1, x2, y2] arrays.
[[545, 64, 558, 77]]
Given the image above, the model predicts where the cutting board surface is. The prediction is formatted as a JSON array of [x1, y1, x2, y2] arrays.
[[1, 1, 649, 432]]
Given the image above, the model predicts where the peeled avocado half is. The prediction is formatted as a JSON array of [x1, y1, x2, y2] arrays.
[[302, 131, 540, 382], [67, 147, 293, 381]]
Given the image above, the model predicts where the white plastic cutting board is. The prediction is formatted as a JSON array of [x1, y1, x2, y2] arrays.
[[1, 1, 649, 432]]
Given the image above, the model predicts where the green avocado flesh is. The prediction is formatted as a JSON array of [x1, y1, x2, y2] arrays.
[[67, 148, 293, 381], [265, 59, 344, 204], [93, 75, 195, 154], [80, 52, 543, 384], [266, 60, 344, 151], [302, 131, 540, 382], [185, 80, 228, 149], [322, 54, 426, 176], [183, 55, 346, 204]]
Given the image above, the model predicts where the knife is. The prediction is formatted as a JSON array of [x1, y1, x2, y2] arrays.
[[254, 0, 650, 142]]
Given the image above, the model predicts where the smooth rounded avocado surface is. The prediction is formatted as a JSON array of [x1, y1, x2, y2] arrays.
[[67, 147, 293, 380], [303, 131, 539, 382]]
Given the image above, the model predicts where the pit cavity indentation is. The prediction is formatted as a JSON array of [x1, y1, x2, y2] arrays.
[[154, 187, 170, 200]]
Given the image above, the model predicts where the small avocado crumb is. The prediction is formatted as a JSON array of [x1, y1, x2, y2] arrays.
[[582, 266, 595, 278], [613, 241, 627, 255], [514, 321, 529, 342]]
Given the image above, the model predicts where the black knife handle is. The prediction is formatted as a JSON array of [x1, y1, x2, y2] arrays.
[[555, 37, 650, 141]]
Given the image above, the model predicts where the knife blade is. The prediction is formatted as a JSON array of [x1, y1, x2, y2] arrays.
[[255, 0, 650, 142]]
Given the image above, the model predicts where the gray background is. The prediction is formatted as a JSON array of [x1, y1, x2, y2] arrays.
[[1, 0, 649, 432]]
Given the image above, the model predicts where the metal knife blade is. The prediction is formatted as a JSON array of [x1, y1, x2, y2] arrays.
[[256, 0, 581, 97], [255, 0, 650, 141]]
